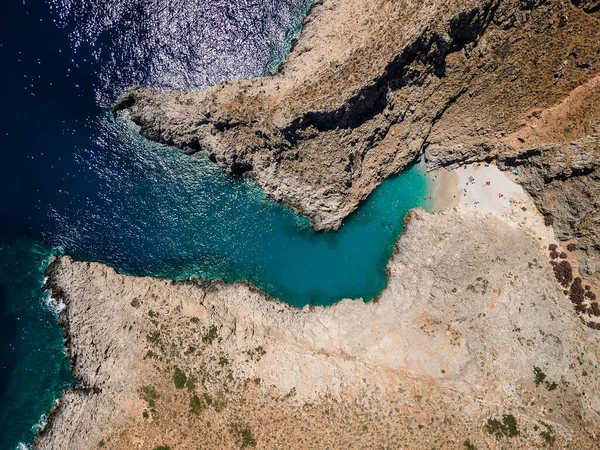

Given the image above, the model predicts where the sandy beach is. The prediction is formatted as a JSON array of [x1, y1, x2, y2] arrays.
[[428, 168, 459, 212], [431, 163, 526, 217]]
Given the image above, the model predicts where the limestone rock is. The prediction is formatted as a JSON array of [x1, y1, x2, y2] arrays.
[[35, 209, 600, 449], [113, 0, 600, 235]]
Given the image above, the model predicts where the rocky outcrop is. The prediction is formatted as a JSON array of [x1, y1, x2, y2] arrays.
[[494, 74, 600, 276], [500, 138, 600, 275], [571, 0, 600, 14], [113, 0, 600, 234], [35, 207, 600, 449]]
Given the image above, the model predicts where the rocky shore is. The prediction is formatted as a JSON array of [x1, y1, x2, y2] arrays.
[[113, 0, 600, 268], [35, 199, 600, 449]]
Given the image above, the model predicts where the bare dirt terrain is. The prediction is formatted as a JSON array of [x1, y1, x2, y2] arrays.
[[36, 201, 600, 449]]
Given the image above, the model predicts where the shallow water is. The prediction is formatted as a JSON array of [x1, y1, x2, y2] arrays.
[[0, 0, 428, 448]]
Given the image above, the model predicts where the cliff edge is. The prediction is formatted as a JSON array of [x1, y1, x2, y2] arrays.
[[113, 0, 599, 268], [35, 205, 600, 449]]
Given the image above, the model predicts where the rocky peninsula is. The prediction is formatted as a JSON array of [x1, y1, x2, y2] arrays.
[[35, 0, 600, 448], [113, 0, 599, 262], [36, 196, 600, 448]]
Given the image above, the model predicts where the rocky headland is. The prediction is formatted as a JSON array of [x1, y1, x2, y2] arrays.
[[34, 0, 600, 448], [35, 202, 600, 449], [113, 0, 600, 268]]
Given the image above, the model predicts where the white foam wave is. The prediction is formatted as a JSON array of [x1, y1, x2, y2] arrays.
[[44, 291, 66, 317], [31, 413, 48, 433], [52, 245, 65, 255]]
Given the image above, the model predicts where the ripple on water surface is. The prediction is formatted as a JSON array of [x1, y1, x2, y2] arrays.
[[48, 0, 315, 105], [49, 115, 429, 307], [0, 0, 428, 447]]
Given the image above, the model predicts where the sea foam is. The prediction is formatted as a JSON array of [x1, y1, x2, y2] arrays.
[[44, 291, 66, 316]]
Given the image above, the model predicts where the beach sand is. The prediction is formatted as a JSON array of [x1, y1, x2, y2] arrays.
[[431, 163, 526, 216], [428, 167, 459, 212], [454, 163, 525, 216], [431, 162, 556, 248]]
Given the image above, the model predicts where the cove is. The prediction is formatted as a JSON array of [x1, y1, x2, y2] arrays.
[[57, 115, 428, 308], [0, 0, 427, 448]]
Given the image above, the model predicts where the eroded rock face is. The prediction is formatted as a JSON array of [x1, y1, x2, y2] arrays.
[[113, 0, 600, 235], [35, 209, 600, 449], [494, 73, 600, 275], [501, 139, 600, 272]]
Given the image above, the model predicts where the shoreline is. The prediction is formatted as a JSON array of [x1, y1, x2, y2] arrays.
[[427, 167, 459, 212], [35, 202, 600, 449]]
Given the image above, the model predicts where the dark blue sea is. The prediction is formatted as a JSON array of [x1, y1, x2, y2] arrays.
[[0, 1, 428, 448]]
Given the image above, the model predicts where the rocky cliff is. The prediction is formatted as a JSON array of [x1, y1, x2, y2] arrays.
[[114, 0, 600, 267], [35, 205, 600, 449]]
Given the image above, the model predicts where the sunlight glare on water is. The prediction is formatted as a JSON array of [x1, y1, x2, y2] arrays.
[[48, 0, 315, 105]]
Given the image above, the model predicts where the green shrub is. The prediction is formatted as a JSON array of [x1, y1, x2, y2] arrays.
[[203, 392, 214, 407], [540, 423, 555, 446], [533, 366, 546, 386], [173, 367, 187, 389], [219, 357, 229, 367], [139, 385, 159, 409], [202, 325, 219, 344], [558, 15, 567, 27], [229, 422, 257, 448], [463, 439, 477, 450], [190, 394, 205, 415], [185, 376, 196, 392], [190, 392, 216, 415], [486, 414, 519, 439], [146, 331, 161, 344]]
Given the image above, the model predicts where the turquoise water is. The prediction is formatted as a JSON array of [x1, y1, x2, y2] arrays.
[[0, 117, 428, 450], [58, 116, 429, 307], [0, 0, 429, 448], [0, 236, 73, 448]]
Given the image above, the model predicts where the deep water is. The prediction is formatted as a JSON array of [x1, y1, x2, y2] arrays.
[[0, 236, 72, 449], [0, 0, 428, 448]]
